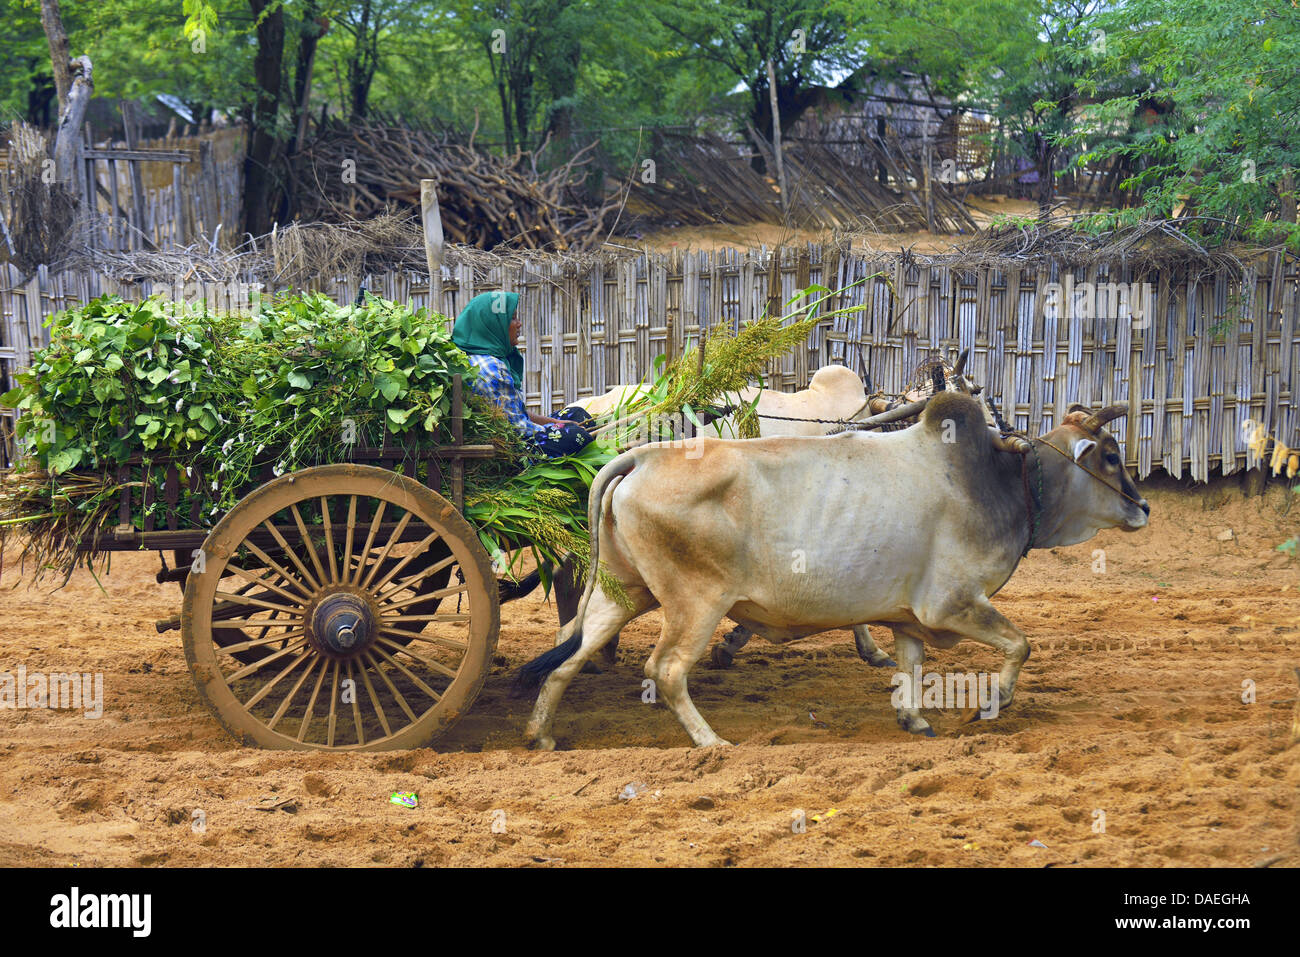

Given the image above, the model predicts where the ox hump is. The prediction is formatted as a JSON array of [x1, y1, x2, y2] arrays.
[[920, 392, 996, 459], [809, 364, 866, 398]]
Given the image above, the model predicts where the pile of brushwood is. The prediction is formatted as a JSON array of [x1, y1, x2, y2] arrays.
[[0, 288, 831, 588]]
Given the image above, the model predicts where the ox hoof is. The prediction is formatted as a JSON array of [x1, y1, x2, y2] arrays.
[[867, 654, 897, 669], [710, 645, 736, 669], [897, 713, 935, 737], [698, 737, 733, 748], [528, 735, 557, 751]]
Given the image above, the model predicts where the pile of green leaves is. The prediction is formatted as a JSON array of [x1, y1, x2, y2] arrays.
[[3, 291, 482, 478]]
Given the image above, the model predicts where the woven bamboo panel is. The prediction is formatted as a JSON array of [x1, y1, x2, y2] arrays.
[[2, 247, 1296, 481]]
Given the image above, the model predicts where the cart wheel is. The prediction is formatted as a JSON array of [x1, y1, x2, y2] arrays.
[[181, 464, 499, 751]]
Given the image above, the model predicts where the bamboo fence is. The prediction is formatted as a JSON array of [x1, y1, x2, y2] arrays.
[[2, 245, 1296, 480]]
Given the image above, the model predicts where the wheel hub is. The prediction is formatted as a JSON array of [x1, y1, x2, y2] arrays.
[[307, 589, 378, 658]]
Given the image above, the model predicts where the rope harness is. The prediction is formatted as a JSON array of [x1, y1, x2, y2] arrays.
[[755, 396, 872, 427]]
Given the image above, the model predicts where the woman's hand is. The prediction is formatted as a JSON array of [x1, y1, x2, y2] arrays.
[[528, 411, 570, 428]]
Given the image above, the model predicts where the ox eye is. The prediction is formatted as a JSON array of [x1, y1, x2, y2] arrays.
[[1105, 452, 1120, 466]]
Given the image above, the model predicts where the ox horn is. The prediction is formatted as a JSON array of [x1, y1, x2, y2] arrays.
[[1082, 404, 1128, 433], [952, 348, 969, 378]]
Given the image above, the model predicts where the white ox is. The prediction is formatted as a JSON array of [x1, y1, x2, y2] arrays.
[[517, 394, 1149, 748]]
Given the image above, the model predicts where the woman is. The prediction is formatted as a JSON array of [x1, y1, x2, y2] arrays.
[[451, 291, 594, 458]]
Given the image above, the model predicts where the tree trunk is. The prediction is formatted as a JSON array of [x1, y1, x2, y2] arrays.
[[496, 75, 514, 154], [53, 56, 92, 194], [512, 72, 532, 154], [1279, 170, 1297, 225], [38, 0, 72, 113], [1036, 136, 1057, 220], [244, 0, 286, 238], [767, 59, 787, 218], [347, 0, 377, 120], [544, 36, 581, 145], [291, 10, 326, 152]]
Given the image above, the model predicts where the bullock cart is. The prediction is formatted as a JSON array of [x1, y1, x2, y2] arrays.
[[67, 376, 511, 751]]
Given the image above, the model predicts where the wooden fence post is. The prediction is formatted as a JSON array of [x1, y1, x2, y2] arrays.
[[421, 178, 445, 322]]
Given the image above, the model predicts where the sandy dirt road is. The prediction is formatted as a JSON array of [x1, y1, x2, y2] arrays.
[[0, 476, 1296, 867]]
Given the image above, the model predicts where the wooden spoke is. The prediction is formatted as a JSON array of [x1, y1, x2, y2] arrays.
[[244, 649, 312, 710], [368, 529, 443, 595], [379, 581, 468, 612], [347, 660, 365, 746], [268, 656, 322, 732], [250, 608, 284, 651], [356, 658, 392, 738], [227, 638, 308, 682], [320, 496, 339, 583], [214, 590, 304, 618], [241, 538, 314, 599], [380, 612, 472, 625], [368, 643, 444, 703], [364, 651, 419, 723], [221, 564, 308, 606], [208, 616, 302, 630], [297, 659, 331, 742], [374, 553, 460, 604], [360, 510, 412, 590], [262, 519, 322, 592], [326, 660, 340, 748], [342, 495, 358, 586], [376, 636, 460, 680], [352, 500, 387, 586], [291, 504, 329, 586], [213, 628, 306, 657], [380, 625, 468, 654]]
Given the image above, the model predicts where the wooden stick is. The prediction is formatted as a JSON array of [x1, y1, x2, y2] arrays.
[[421, 178, 444, 320], [766, 59, 787, 220]]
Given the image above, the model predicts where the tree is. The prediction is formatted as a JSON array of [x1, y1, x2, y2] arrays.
[[444, 0, 591, 154], [1067, 0, 1300, 246], [860, 0, 1109, 216], [644, 0, 862, 170]]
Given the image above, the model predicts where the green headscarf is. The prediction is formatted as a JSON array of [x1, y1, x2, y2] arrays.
[[452, 291, 524, 387]]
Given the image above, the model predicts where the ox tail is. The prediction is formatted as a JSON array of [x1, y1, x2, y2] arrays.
[[512, 450, 638, 693]]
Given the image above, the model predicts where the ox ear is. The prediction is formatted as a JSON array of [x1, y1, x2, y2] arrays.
[[1071, 437, 1097, 462]]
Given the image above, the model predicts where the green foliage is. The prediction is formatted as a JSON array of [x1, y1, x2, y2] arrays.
[[1280, 484, 1300, 560], [862, 0, 1109, 186], [1066, 0, 1300, 247], [0, 291, 490, 550], [989, 212, 1039, 231]]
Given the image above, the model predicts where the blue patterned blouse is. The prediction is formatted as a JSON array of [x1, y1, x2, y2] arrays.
[[465, 354, 548, 441]]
